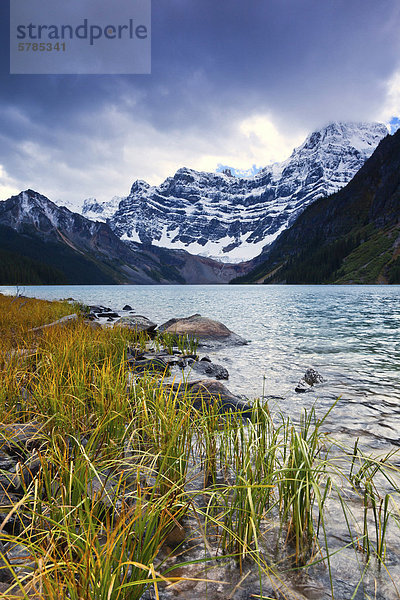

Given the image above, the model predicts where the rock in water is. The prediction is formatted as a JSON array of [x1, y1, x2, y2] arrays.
[[157, 314, 201, 332], [122, 304, 133, 311], [115, 315, 157, 333], [295, 368, 324, 393], [191, 360, 229, 380], [304, 368, 324, 385], [295, 380, 311, 394], [127, 357, 169, 374], [159, 314, 247, 346]]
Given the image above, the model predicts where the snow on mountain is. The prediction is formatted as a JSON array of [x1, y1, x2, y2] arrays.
[[90, 122, 389, 262], [216, 164, 262, 178], [82, 196, 123, 222], [0, 189, 101, 239]]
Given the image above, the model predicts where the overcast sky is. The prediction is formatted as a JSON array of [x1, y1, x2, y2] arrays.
[[1, 0, 400, 207]]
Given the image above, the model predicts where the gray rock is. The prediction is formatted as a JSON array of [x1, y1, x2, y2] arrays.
[[14, 454, 42, 492], [171, 379, 252, 417], [88, 305, 104, 312], [200, 355, 212, 362], [0, 452, 15, 471], [304, 368, 324, 386], [28, 313, 78, 334], [0, 423, 45, 459], [0, 490, 25, 535], [0, 541, 13, 583], [84, 320, 102, 329], [5, 542, 35, 578], [127, 357, 169, 374], [295, 368, 324, 393], [295, 379, 311, 394], [191, 360, 229, 380], [115, 315, 157, 333], [122, 304, 133, 311], [158, 314, 201, 333], [160, 315, 247, 347]]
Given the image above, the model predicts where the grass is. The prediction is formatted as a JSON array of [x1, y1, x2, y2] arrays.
[[0, 293, 400, 599], [334, 229, 394, 283]]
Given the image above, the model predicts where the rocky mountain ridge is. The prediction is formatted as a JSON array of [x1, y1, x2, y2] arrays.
[[0, 190, 249, 284], [82, 122, 388, 262]]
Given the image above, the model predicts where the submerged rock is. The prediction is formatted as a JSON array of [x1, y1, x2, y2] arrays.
[[295, 368, 324, 393], [159, 314, 247, 347]]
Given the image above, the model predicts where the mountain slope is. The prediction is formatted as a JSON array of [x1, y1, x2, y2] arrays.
[[0, 190, 248, 285], [85, 122, 388, 262], [233, 128, 400, 284]]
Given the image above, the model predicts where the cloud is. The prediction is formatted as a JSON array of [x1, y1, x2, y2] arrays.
[[0, 104, 306, 208], [1, 0, 400, 208], [378, 70, 400, 125], [0, 165, 20, 199]]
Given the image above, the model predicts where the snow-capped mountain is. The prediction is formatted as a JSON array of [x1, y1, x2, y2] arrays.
[[0, 190, 126, 256], [88, 122, 389, 262], [82, 196, 123, 222], [0, 190, 250, 284]]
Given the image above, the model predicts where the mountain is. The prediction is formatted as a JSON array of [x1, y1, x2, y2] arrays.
[[0, 190, 248, 285], [233, 128, 400, 285], [86, 122, 388, 263], [82, 196, 123, 222]]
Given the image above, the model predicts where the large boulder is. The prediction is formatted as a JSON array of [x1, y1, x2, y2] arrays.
[[115, 315, 157, 334], [159, 315, 247, 347]]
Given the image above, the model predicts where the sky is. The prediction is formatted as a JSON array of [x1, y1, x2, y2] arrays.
[[1, 0, 400, 208]]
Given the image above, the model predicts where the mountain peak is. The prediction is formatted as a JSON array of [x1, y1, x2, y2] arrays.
[[297, 121, 388, 152]]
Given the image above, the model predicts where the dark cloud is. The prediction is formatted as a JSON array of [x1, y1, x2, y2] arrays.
[[0, 0, 399, 204]]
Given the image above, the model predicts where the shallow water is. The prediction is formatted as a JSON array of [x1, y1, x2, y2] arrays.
[[2, 284, 400, 598]]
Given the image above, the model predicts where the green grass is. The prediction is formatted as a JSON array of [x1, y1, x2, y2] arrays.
[[334, 230, 394, 283]]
